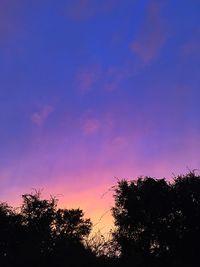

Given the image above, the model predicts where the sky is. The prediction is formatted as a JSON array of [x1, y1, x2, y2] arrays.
[[0, 0, 200, 233]]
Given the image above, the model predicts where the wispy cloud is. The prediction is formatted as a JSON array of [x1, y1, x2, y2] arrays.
[[31, 105, 54, 126], [76, 63, 133, 93], [130, 1, 168, 64], [82, 118, 101, 135], [77, 65, 101, 93], [103, 65, 133, 91], [111, 136, 128, 147]]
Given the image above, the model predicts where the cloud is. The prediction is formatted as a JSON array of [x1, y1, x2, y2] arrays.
[[130, 1, 168, 64], [76, 65, 101, 93], [64, 0, 117, 20], [76, 63, 134, 93], [111, 136, 128, 147], [31, 105, 54, 126], [82, 118, 101, 135], [103, 65, 133, 91]]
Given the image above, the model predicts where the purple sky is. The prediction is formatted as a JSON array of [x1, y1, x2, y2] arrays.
[[0, 0, 200, 233]]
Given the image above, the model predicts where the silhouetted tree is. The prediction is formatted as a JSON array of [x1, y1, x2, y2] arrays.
[[17, 191, 57, 266], [85, 230, 119, 258], [0, 202, 25, 266], [171, 172, 200, 266], [112, 172, 200, 267], [0, 191, 93, 267], [50, 208, 93, 266]]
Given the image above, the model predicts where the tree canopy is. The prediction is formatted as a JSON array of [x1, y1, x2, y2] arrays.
[[0, 190, 93, 267], [112, 172, 200, 267]]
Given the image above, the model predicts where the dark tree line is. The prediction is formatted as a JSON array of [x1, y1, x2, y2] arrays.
[[1, 172, 200, 267]]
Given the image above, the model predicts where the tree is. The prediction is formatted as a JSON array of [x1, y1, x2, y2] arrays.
[[172, 172, 200, 266], [54, 208, 91, 241], [0, 190, 93, 267], [0, 202, 22, 265], [112, 172, 200, 267], [18, 191, 57, 266], [50, 208, 93, 267]]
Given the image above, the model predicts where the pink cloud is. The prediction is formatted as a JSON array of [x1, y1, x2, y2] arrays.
[[103, 67, 123, 92], [31, 105, 54, 126], [76, 63, 134, 93], [130, 1, 168, 64], [80, 111, 117, 137], [103, 64, 134, 91], [77, 66, 101, 93], [82, 118, 101, 135], [111, 136, 128, 147]]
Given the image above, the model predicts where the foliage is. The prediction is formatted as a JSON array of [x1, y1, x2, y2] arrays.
[[85, 230, 119, 258], [0, 190, 92, 267], [112, 172, 200, 267]]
